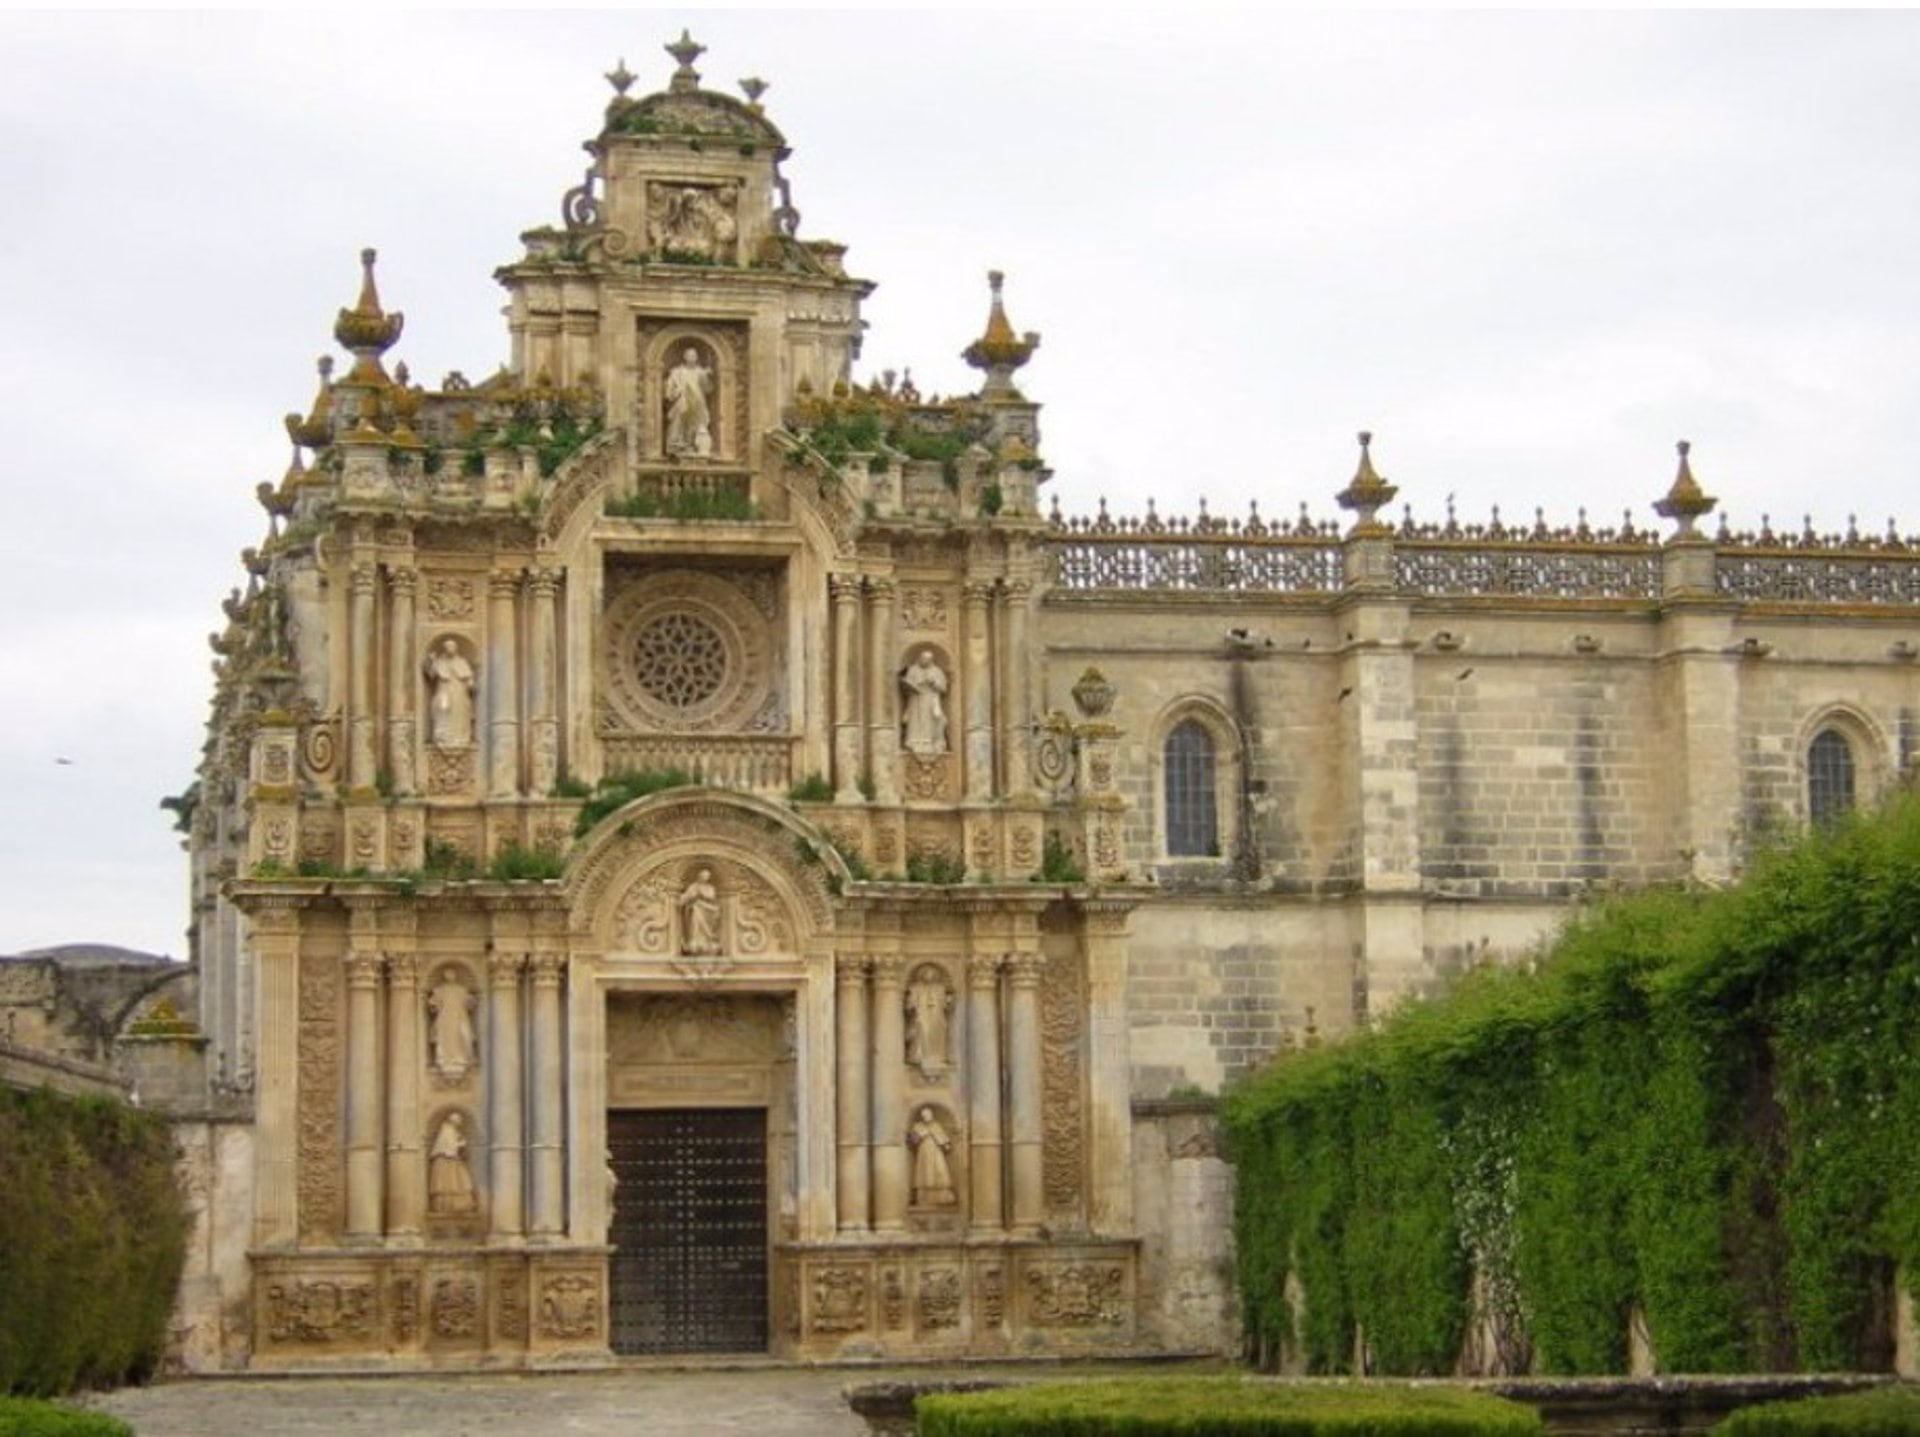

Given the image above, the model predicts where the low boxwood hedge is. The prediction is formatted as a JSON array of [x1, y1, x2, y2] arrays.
[[1717, 1387, 1920, 1437], [0, 1396, 133, 1437], [916, 1377, 1546, 1437]]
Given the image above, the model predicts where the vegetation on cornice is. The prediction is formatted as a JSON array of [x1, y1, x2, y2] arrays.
[[572, 768, 699, 837], [606, 486, 757, 522]]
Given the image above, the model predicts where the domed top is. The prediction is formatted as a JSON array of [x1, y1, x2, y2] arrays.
[[598, 32, 787, 151]]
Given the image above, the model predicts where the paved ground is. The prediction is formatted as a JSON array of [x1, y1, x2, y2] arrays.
[[91, 1366, 895, 1437]]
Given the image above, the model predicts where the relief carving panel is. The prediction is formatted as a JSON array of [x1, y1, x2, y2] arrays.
[[296, 955, 343, 1241]]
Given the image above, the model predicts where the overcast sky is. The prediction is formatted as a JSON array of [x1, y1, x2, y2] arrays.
[[4, 10, 1919, 957]]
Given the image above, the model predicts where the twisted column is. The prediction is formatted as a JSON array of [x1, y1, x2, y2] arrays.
[[344, 950, 385, 1239], [384, 951, 423, 1238], [869, 957, 908, 1232], [487, 950, 526, 1240], [967, 952, 1005, 1232], [835, 955, 871, 1232], [1006, 952, 1046, 1236]]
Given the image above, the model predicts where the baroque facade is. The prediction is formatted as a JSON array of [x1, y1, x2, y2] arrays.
[[178, 37, 1920, 1371]]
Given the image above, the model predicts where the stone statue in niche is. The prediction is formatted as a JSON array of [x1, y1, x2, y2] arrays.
[[905, 965, 953, 1079], [678, 867, 722, 956], [663, 347, 714, 457], [909, 1107, 956, 1207], [426, 972, 477, 1082], [428, 1112, 478, 1216], [900, 650, 949, 757], [424, 637, 475, 749]]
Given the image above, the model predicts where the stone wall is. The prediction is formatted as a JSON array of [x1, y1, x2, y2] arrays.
[[1131, 1100, 1237, 1356]]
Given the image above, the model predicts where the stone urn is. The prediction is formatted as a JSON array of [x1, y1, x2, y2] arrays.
[[1070, 667, 1115, 719]]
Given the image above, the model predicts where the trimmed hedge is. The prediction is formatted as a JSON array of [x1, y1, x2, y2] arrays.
[[1225, 793, 1920, 1375], [0, 1087, 189, 1396], [916, 1378, 1545, 1437], [0, 1396, 133, 1437], [1717, 1387, 1920, 1437]]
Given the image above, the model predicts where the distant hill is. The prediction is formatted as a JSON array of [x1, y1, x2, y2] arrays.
[[4, 944, 178, 967]]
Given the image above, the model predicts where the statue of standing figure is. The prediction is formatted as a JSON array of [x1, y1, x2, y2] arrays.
[[900, 650, 949, 757], [424, 638, 475, 749], [905, 967, 953, 1079], [678, 867, 722, 956], [426, 973, 477, 1083], [428, 1111, 478, 1216], [909, 1107, 956, 1207], [664, 347, 714, 457]]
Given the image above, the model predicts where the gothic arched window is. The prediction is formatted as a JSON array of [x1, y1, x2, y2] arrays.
[[1807, 727, 1856, 827], [1164, 719, 1219, 857]]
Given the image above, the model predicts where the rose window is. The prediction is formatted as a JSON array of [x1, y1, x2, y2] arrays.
[[634, 612, 730, 710]]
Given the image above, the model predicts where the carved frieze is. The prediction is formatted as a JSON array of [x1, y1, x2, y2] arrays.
[[900, 587, 948, 631], [810, 1266, 869, 1335], [431, 1277, 480, 1339], [881, 1266, 907, 1331], [537, 1274, 603, 1341], [391, 1276, 420, 1344], [977, 1264, 1006, 1329], [1042, 952, 1087, 1216], [296, 956, 342, 1241], [904, 754, 951, 802], [919, 1267, 961, 1331], [427, 747, 475, 796], [496, 1274, 528, 1342], [1024, 1263, 1126, 1328], [609, 993, 788, 1066], [608, 858, 794, 965], [425, 574, 476, 622], [299, 814, 338, 867], [264, 1279, 375, 1345]]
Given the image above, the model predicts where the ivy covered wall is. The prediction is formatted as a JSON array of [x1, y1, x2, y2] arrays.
[[1224, 796, 1920, 1375]]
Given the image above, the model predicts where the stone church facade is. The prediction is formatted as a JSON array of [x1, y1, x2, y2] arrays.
[[176, 37, 1920, 1371]]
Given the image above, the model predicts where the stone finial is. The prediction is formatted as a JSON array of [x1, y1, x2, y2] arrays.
[[1653, 439, 1717, 537], [283, 355, 335, 450], [962, 269, 1040, 399], [739, 76, 768, 110], [605, 57, 635, 97], [1334, 430, 1399, 533], [333, 249, 404, 386], [665, 29, 705, 93]]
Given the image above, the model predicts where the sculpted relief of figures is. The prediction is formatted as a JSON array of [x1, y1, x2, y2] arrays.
[[663, 346, 714, 458], [648, 182, 738, 262], [905, 963, 953, 1079], [424, 637, 476, 749], [610, 858, 794, 962], [901, 650, 949, 757]]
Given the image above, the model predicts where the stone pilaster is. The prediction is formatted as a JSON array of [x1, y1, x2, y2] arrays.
[[384, 949, 423, 1239], [528, 568, 562, 795], [487, 572, 522, 799], [343, 947, 385, 1239], [527, 950, 566, 1239], [966, 952, 1004, 1232], [830, 573, 864, 802], [487, 950, 526, 1240], [864, 578, 899, 802], [1081, 904, 1136, 1234], [869, 956, 908, 1233], [386, 566, 417, 794], [348, 562, 378, 789], [1002, 578, 1034, 797], [962, 582, 995, 800], [835, 955, 871, 1232], [1006, 951, 1046, 1236], [252, 903, 303, 1247]]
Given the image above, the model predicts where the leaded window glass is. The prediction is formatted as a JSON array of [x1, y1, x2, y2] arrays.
[[1164, 720, 1218, 857], [1808, 727, 1856, 827]]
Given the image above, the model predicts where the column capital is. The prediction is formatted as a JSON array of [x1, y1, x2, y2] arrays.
[[962, 580, 995, 607], [351, 563, 379, 596], [386, 566, 417, 598], [488, 950, 527, 986], [1006, 952, 1046, 989], [528, 567, 563, 599], [966, 952, 1004, 989], [529, 952, 566, 986], [870, 954, 906, 988], [835, 953, 871, 986], [828, 572, 863, 603], [865, 575, 897, 602], [1003, 577, 1033, 602], [384, 951, 419, 988], [488, 569, 524, 599], [345, 952, 384, 988]]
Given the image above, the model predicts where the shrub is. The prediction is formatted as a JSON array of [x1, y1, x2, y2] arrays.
[[917, 1378, 1544, 1437], [573, 768, 697, 836], [0, 1397, 133, 1437], [1717, 1387, 1920, 1437]]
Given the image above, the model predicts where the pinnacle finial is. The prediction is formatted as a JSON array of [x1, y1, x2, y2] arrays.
[[605, 57, 635, 96], [739, 76, 768, 108], [1654, 436, 1717, 537], [333, 248, 404, 384], [963, 268, 1039, 399], [1335, 428, 1398, 533], [666, 30, 705, 92]]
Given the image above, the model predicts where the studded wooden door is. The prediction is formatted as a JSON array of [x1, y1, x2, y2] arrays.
[[607, 1107, 769, 1355]]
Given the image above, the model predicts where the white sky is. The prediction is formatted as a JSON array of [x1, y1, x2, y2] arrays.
[[3, 9, 1919, 957]]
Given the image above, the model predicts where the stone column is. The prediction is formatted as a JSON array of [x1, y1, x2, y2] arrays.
[[385, 566, 418, 794], [966, 952, 1005, 1232], [252, 905, 302, 1247], [487, 950, 526, 1240], [344, 949, 385, 1239], [869, 956, 909, 1232], [527, 568, 561, 795], [348, 562, 378, 789], [830, 574, 863, 801], [528, 951, 566, 1239], [835, 955, 871, 1232], [864, 578, 900, 803], [487, 572, 521, 799], [384, 951, 423, 1239], [1081, 907, 1135, 1234], [1003, 579, 1034, 797], [962, 582, 994, 800], [1006, 952, 1046, 1236]]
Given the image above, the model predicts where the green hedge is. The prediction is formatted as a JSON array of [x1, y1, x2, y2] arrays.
[[1717, 1387, 1920, 1437], [1224, 794, 1920, 1375], [0, 1088, 189, 1395], [0, 1396, 133, 1437], [916, 1378, 1544, 1437]]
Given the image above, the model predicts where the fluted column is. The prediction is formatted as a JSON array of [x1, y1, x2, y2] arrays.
[[1003, 579, 1033, 796], [835, 955, 871, 1232], [528, 950, 566, 1239], [527, 568, 561, 795], [487, 950, 526, 1240], [966, 952, 1005, 1232], [830, 574, 863, 801], [384, 951, 423, 1238], [348, 563, 378, 788], [1006, 952, 1046, 1236], [869, 956, 909, 1232], [864, 578, 899, 803], [962, 581, 994, 800], [487, 572, 521, 799], [344, 949, 385, 1239], [385, 567, 418, 794]]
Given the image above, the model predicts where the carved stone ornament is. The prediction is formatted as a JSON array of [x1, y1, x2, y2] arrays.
[[431, 1277, 480, 1339], [538, 1274, 603, 1341], [881, 1267, 907, 1331], [602, 569, 774, 734], [646, 180, 739, 262], [265, 1279, 375, 1345], [810, 1266, 869, 1335], [904, 753, 951, 802], [919, 1267, 962, 1330], [978, 1264, 1006, 1328], [1025, 1263, 1126, 1328], [609, 857, 794, 970], [296, 956, 342, 1240], [427, 747, 475, 796], [900, 587, 948, 631], [1041, 955, 1087, 1214], [1070, 667, 1116, 719], [425, 574, 476, 622], [391, 1276, 420, 1344], [496, 1274, 528, 1342]]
